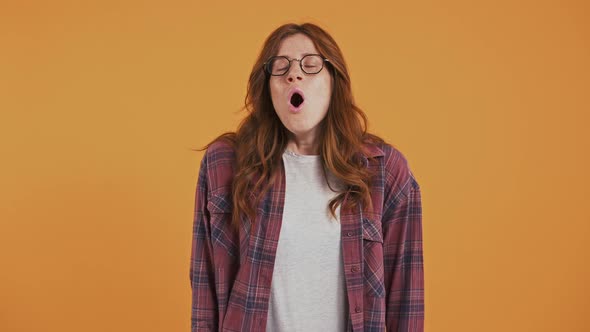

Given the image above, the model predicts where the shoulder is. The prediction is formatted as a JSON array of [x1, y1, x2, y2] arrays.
[[380, 142, 411, 174], [200, 138, 237, 193], [372, 141, 420, 198], [362, 140, 412, 173], [204, 138, 237, 163]]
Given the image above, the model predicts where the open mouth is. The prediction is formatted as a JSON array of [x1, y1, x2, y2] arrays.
[[289, 92, 305, 108]]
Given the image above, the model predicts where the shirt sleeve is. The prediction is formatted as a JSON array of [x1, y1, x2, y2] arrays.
[[189, 154, 218, 331], [382, 171, 425, 332]]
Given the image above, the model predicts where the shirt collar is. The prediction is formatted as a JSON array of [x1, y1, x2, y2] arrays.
[[358, 143, 384, 168], [362, 143, 384, 158]]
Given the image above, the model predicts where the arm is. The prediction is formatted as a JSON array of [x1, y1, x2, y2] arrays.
[[383, 172, 425, 331], [190, 155, 218, 331]]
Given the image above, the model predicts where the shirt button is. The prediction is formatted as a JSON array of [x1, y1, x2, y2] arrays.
[[347, 232, 353, 237], [355, 306, 362, 313], [351, 266, 359, 272]]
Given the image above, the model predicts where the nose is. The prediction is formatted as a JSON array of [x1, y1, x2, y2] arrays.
[[286, 60, 303, 82]]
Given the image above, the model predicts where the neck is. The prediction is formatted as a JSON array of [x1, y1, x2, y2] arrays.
[[286, 136, 320, 155]]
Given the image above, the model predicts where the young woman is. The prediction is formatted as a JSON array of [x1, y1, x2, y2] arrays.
[[190, 23, 424, 332]]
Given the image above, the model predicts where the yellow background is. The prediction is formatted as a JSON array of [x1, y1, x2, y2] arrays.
[[1, 0, 588, 331]]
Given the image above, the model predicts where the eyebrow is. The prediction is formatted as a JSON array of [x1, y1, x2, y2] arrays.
[[276, 52, 316, 58]]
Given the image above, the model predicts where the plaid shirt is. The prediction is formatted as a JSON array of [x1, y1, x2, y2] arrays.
[[190, 140, 424, 332]]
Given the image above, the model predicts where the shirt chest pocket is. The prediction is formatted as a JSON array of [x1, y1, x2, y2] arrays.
[[206, 190, 252, 264], [362, 217, 386, 298], [206, 191, 239, 259], [207, 190, 233, 214]]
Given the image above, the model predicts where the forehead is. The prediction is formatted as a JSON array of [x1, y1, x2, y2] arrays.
[[276, 33, 319, 57]]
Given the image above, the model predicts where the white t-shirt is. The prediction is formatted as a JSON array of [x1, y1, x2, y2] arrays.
[[265, 149, 349, 332]]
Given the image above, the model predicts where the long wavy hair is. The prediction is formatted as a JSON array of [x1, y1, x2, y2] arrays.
[[196, 23, 386, 230]]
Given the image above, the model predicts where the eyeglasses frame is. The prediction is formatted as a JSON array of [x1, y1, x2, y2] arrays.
[[263, 54, 330, 76]]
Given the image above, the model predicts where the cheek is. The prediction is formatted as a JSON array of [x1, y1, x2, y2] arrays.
[[269, 80, 276, 97], [318, 75, 333, 102], [269, 81, 281, 105]]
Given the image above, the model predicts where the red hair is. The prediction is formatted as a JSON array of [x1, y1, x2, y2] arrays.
[[196, 23, 386, 230]]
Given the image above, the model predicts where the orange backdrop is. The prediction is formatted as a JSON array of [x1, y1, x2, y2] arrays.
[[1, 0, 588, 331]]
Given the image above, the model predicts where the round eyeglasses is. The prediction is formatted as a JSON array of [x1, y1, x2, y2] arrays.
[[264, 54, 330, 76]]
